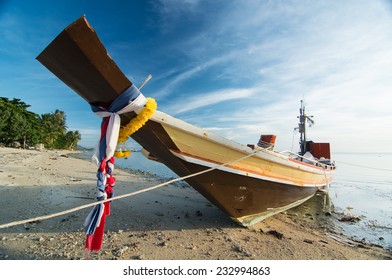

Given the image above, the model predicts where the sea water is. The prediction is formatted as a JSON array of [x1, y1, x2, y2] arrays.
[[78, 149, 392, 249], [330, 153, 392, 249]]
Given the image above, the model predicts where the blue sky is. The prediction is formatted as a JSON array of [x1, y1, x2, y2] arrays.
[[1, 0, 392, 153]]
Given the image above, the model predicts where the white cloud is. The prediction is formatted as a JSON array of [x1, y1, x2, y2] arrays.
[[164, 87, 257, 115], [153, 55, 228, 98], [158, 0, 392, 152]]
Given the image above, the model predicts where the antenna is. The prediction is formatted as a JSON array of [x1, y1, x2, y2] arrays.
[[297, 100, 314, 157]]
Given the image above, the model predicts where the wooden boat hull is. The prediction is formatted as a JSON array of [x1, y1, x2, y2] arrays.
[[131, 111, 333, 226]]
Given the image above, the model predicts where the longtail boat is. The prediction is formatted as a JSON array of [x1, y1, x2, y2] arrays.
[[37, 16, 335, 230]]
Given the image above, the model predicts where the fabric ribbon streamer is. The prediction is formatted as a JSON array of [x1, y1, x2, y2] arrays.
[[84, 84, 146, 252]]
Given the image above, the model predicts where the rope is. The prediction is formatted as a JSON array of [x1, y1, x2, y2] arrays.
[[334, 160, 392, 172], [320, 167, 331, 194], [0, 151, 258, 230]]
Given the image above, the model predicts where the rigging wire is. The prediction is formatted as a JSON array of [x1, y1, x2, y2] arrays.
[[291, 128, 298, 153], [333, 160, 392, 172]]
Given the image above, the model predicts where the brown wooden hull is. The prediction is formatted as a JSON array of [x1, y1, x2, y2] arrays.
[[131, 118, 324, 226]]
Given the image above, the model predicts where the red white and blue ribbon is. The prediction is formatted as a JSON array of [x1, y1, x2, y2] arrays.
[[83, 84, 146, 252]]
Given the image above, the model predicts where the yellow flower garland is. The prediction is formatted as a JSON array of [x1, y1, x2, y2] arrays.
[[114, 97, 157, 158], [114, 149, 131, 158]]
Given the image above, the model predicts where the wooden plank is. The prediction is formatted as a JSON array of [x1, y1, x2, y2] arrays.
[[36, 16, 132, 107]]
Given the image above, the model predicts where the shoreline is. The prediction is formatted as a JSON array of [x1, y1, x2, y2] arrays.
[[0, 147, 391, 260]]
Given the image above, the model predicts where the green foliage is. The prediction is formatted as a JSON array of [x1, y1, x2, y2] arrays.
[[54, 130, 81, 150], [0, 97, 81, 150]]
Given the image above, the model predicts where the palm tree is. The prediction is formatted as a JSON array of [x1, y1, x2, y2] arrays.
[[39, 111, 66, 148]]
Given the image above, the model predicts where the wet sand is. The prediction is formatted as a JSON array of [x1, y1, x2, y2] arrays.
[[0, 147, 390, 260]]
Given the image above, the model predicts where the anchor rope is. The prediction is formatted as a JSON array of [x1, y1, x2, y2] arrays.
[[0, 151, 260, 230], [333, 160, 392, 172]]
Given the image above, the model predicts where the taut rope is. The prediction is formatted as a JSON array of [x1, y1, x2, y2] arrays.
[[0, 151, 258, 230]]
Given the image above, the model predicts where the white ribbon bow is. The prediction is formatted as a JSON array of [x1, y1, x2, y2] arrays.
[[93, 93, 147, 162]]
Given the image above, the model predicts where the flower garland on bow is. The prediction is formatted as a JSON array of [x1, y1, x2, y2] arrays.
[[114, 97, 157, 158], [113, 149, 131, 158]]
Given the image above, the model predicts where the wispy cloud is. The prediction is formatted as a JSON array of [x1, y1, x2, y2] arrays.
[[152, 0, 203, 34], [153, 52, 240, 98], [164, 87, 257, 115], [152, 0, 392, 152]]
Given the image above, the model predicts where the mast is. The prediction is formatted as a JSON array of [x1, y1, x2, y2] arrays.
[[297, 100, 314, 157]]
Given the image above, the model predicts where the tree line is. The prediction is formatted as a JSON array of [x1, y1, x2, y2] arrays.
[[0, 97, 81, 150]]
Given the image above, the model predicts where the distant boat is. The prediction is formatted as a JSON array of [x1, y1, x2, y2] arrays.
[[37, 16, 335, 227]]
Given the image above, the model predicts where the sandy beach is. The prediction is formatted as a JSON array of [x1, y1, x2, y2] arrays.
[[0, 147, 390, 260]]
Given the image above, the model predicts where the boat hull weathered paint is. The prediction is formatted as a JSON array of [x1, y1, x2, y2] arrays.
[[37, 16, 335, 227], [131, 110, 333, 226]]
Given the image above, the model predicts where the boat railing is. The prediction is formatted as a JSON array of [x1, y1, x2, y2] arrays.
[[278, 150, 335, 170]]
